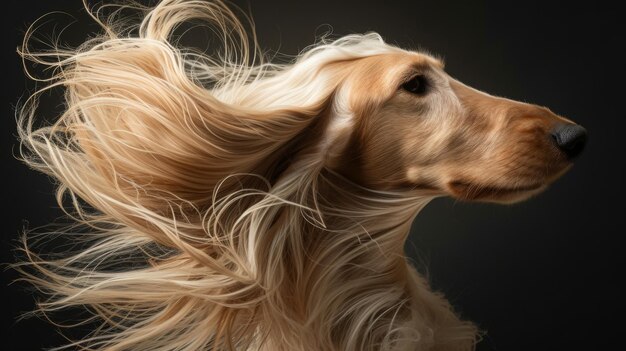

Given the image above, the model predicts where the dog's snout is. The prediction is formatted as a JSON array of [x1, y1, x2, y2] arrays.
[[550, 124, 587, 160]]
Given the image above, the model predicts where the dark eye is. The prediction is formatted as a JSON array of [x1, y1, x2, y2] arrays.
[[401, 75, 428, 95]]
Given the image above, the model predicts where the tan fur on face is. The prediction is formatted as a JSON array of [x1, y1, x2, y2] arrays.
[[335, 54, 574, 203]]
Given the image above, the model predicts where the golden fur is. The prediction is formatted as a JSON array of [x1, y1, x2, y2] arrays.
[[14, 1, 577, 350]]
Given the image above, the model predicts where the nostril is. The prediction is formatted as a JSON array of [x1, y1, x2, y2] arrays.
[[550, 124, 588, 160]]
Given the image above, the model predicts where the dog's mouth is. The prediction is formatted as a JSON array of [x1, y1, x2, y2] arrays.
[[448, 180, 544, 202]]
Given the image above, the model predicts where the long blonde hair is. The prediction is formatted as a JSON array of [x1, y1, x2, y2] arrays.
[[14, 1, 478, 350]]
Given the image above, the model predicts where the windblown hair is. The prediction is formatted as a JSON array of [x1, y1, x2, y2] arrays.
[[14, 1, 479, 350]]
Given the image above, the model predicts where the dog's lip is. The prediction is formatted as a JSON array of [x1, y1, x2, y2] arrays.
[[448, 180, 543, 200]]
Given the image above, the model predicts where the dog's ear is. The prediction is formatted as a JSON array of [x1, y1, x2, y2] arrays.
[[18, 37, 337, 248]]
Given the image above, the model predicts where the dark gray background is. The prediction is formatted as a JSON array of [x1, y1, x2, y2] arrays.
[[2, 0, 624, 350]]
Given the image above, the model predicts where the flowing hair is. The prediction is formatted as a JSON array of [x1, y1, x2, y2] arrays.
[[14, 0, 478, 350]]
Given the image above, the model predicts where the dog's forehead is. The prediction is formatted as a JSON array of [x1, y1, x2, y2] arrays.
[[404, 51, 444, 69], [347, 52, 442, 93], [352, 52, 444, 82], [378, 51, 444, 71]]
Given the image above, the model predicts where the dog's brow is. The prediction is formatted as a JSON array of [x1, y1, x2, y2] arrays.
[[400, 62, 436, 83], [425, 56, 445, 69]]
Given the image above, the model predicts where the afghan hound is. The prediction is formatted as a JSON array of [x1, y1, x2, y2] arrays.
[[14, 0, 587, 350]]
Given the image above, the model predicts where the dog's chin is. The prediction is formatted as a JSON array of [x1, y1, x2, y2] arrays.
[[446, 164, 574, 204], [447, 180, 547, 204]]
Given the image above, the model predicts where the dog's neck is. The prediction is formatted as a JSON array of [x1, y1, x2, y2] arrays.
[[251, 160, 443, 348]]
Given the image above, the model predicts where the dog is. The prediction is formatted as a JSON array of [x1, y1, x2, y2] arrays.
[[15, 0, 586, 350]]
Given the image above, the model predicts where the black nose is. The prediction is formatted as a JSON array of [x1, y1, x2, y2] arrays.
[[550, 124, 587, 159]]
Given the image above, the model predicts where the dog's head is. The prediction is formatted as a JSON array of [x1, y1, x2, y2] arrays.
[[331, 52, 586, 203]]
